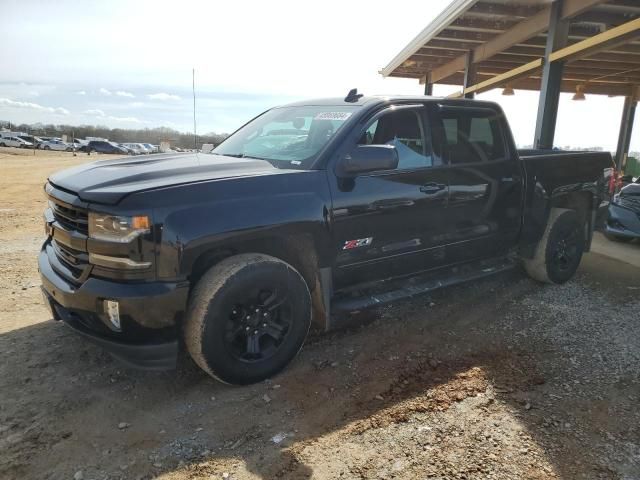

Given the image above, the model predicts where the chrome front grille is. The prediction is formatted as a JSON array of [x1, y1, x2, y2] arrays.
[[47, 193, 91, 284], [50, 200, 88, 235], [52, 242, 88, 278]]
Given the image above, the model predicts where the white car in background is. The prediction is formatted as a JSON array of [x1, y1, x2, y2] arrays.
[[0, 136, 33, 148], [142, 143, 158, 153], [40, 139, 73, 151], [70, 138, 88, 150], [122, 143, 150, 154]]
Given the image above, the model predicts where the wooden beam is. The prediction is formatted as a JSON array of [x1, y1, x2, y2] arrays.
[[549, 17, 640, 62], [560, 0, 608, 19], [438, 72, 637, 96], [435, 30, 500, 43], [430, 0, 605, 83], [416, 41, 473, 52], [574, 57, 640, 69], [465, 2, 543, 19], [463, 59, 543, 95], [449, 17, 519, 33], [473, 10, 553, 64], [413, 48, 473, 59], [431, 56, 467, 83], [477, 64, 640, 82], [574, 11, 639, 27]]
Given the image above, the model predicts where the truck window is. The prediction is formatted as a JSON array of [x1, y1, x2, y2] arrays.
[[212, 105, 358, 169], [439, 111, 505, 164], [358, 109, 435, 170]]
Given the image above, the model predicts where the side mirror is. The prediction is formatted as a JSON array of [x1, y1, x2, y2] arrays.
[[341, 145, 398, 175]]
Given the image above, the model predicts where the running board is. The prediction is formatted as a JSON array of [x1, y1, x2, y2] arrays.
[[331, 256, 516, 313]]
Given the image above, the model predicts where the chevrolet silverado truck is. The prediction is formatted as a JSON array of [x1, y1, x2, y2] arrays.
[[40, 91, 613, 384]]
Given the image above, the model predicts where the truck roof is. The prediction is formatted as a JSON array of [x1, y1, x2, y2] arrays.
[[281, 95, 501, 110]]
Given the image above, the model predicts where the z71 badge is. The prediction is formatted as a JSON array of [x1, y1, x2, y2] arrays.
[[342, 237, 373, 250]]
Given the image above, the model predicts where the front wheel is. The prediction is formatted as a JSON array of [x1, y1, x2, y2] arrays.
[[523, 208, 585, 284], [44, 145, 50, 150], [184, 253, 312, 385], [0, 142, 6, 147]]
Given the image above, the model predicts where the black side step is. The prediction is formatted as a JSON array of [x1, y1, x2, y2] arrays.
[[331, 256, 516, 313]]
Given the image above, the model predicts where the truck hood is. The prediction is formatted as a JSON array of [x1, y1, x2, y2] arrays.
[[48, 153, 294, 204]]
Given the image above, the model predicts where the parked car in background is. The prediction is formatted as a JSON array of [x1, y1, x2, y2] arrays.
[[0, 136, 33, 148], [604, 177, 640, 242], [70, 139, 88, 150], [17, 135, 44, 147], [36, 137, 52, 147], [142, 143, 158, 153], [121, 143, 149, 154], [116, 144, 138, 155], [86, 140, 129, 155], [40, 139, 73, 151]]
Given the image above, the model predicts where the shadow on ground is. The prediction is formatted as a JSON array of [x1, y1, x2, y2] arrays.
[[1, 253, 639, 479]]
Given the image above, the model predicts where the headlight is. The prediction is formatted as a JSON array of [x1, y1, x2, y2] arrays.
[[88, 212, 150, 243]]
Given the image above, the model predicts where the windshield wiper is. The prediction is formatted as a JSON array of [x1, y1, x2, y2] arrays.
[[220, 153, 271, 161], [211, 152, 280, 168]]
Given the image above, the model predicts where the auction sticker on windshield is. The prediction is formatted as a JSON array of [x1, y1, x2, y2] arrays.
[[315, 112, 352, 121]]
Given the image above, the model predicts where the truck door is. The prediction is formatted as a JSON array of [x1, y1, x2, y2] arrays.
[[432, 104, 523, 262], [328, 104, 450, 289]]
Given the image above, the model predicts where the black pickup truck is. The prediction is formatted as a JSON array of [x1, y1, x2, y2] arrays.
[[40, 92, 613, 384]]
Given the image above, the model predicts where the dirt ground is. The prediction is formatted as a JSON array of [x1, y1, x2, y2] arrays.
[[1, 147, 639, 480]]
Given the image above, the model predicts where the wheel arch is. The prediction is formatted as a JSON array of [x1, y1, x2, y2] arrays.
[[185, 232, 331, 331], [520, 185, 597, 259]]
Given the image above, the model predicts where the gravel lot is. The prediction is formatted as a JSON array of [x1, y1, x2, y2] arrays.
[[1, 147, 639, 480]]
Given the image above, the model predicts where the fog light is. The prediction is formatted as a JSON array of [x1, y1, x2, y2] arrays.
[[104, 300, 121, 330]]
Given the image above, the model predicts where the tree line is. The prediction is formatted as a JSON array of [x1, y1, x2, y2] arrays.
[[1, 121, 228, 148]]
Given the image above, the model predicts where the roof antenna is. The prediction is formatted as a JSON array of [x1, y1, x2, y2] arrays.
[[344, 88, 363, 103], [192, 67, 197, 151]]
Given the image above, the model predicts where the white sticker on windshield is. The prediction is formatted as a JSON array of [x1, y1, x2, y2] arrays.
[[314, 112, 352, 121]]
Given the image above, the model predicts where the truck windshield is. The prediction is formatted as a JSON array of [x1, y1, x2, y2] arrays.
[[211, 105, 358, 168]]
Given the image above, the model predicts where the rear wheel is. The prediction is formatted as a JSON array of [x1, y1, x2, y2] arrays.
[[0, 142, 5, 147], [184, 253, 312, 385], [44, 145, 50, 150], [523, 208, 585, 284]]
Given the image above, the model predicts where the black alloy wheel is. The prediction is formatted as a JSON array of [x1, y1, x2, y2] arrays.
[[225, 288, 291, 363], [544, 209, 585, 283], [184, 253, 312, 385]]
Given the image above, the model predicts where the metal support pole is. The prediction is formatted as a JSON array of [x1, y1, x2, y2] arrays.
[[533, 0, 568, 150], [463, 51, 476, 99], [424, 72, 433, 96], [615, 96, 637, 172]]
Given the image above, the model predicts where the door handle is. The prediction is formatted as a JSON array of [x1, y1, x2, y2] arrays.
[[420, 183, 446, 194]]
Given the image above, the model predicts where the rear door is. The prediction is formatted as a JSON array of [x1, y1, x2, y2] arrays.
[[430, 104, 523, 261], [328, 104, 451, 289]]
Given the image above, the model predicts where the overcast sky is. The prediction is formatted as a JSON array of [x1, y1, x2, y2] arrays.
[[1, 0, 638, 151]]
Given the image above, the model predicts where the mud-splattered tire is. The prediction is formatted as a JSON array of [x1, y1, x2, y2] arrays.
[[184, 253, 311, 385], [523, 208, 585, 284]]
